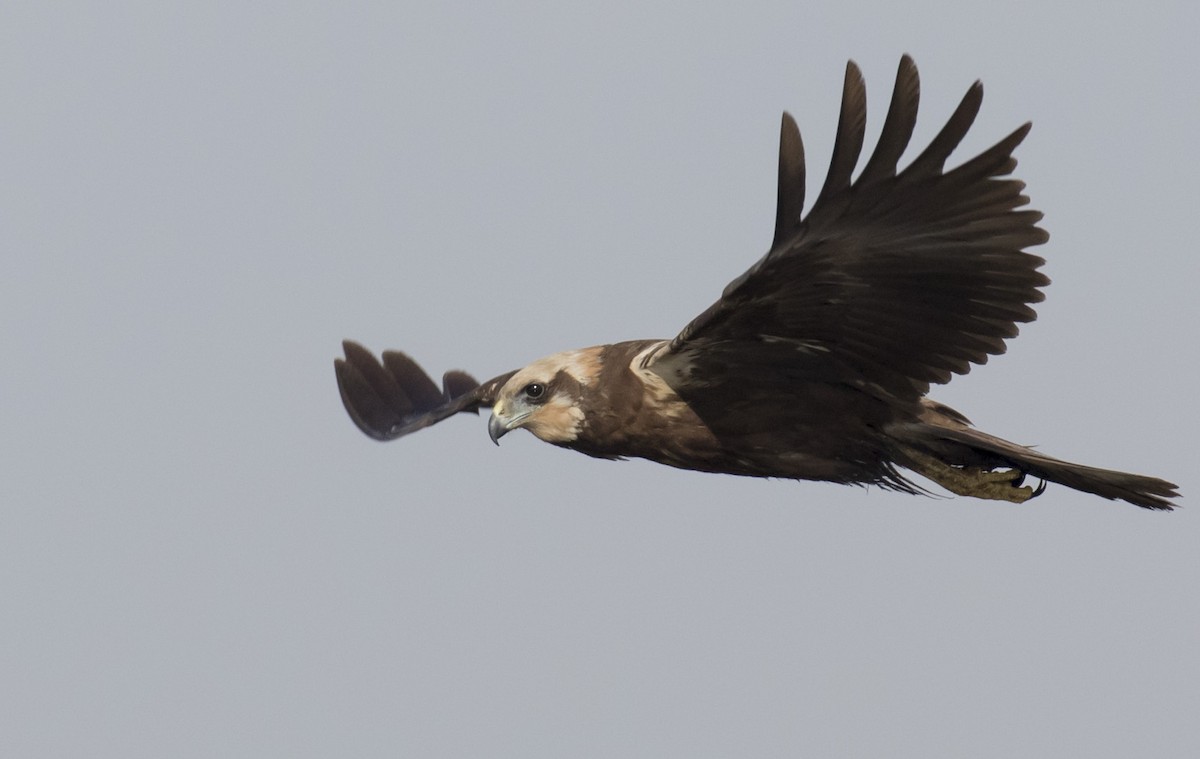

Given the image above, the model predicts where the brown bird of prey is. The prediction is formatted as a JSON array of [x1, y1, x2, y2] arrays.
[[335, 56, 1180, 510]]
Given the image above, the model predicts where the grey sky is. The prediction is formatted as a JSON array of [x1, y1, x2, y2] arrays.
[[3, 2, 1198, 757]]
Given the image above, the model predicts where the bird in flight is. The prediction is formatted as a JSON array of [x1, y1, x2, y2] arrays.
[[335, 56, 1179, 510]]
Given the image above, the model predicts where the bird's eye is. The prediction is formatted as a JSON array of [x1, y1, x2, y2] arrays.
[[523, 383, 546, 400]]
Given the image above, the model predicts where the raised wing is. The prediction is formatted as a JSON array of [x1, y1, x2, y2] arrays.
[[651, 56, 1049, 404], [335, 340, 515, 441]]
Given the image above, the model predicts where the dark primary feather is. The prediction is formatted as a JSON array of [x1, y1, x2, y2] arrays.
[[772, 112, 805, 247], [335, 340, 513, 441], [653, 54, 1049, 405]]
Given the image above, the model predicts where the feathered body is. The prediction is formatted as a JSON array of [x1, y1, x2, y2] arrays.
[[335, 57, 1179, 510]]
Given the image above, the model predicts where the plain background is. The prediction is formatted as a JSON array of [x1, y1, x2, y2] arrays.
[[3, 2, 1197, 757]]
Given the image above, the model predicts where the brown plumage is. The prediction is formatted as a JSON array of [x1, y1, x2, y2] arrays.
[[335, 56, 1180, 510]]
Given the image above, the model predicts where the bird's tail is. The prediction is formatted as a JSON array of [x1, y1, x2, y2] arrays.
[[888, 420, 1180, 510]]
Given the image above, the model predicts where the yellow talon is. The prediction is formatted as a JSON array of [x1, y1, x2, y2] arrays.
[[901, 449, 1037, 503]]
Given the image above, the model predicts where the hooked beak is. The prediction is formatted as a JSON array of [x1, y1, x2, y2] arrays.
[[488, 403, 532, 445], [488, 412, 510, 445]]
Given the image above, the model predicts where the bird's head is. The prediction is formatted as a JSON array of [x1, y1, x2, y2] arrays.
[[488, 348, 601, 445]]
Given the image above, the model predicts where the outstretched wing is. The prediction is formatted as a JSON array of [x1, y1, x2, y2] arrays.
[[335, 340, 515, 441], [650, 55, 1049, 405]]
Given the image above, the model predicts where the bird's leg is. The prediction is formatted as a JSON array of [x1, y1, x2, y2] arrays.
[[901, 449, 1038, 504]]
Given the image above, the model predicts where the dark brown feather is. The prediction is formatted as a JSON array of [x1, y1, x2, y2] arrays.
[[813, 61, 867, 209], [772, 113, 806, 248], [889, 422, 1182, 510], [657, 55, 1048, 405], [335, 341, 514, 441]]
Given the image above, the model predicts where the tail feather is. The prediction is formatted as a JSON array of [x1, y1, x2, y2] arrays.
[[891, 423, 1181, 510]]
